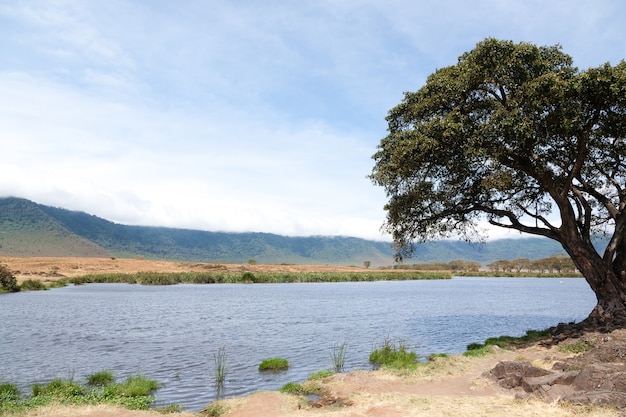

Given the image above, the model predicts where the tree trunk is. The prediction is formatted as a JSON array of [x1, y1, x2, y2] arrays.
[[564, 242, 626, 331]]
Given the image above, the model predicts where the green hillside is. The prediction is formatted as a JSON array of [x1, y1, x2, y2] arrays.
[[0, 197, 575, 266], [0, 198, 110, 257]]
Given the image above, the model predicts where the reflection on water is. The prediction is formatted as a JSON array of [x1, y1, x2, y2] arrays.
[[0, 278, 595, 410]]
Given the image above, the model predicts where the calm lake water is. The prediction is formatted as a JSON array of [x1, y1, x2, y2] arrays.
[[0, 277, 596, 411]]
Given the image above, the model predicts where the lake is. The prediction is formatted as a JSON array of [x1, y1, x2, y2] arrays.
[[0, 277, 596, 411]]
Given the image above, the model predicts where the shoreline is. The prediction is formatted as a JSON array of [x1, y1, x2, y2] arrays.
[[2, 256, 620, 417], [6, 337, 622, 417]]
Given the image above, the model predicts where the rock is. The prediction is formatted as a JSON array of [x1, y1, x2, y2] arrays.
[[572, 363, 626, 392], [568, 390, 626, 408], [489, 329, 626, 409], [521, 371, 579, 393], [538, 384, 578, 402], [490, 361, 552, 389]]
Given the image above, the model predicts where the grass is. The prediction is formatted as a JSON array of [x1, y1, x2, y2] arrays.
[[17, 279, 47, 291], [280, 381, 323, 396], [258, 357, 289, 371], [203, 401, 226, 417], [0, 373, 161, 415], [558, 340, 593, 354], [463, 329, 552, 357], [427, 353, 449, 361], [17, 270, 450, 290], [308, 370, 334, 380], [330, 341, 347, 372], [369, 338, 418, 370], [213, 346, 228, 398], [87, 370, 115, 386], [279, 382, 308, 395]]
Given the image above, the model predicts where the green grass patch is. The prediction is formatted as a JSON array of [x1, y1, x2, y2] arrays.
[[102, 375, 158, 398], [280, 381, 322, 396], [308, 370, 334, 380], [0, 382, 21, 406], [463, 328, 552, 357], [87, 370, 116, 386], [462, 345, 494, 357], [279, 382, 307, 395], [369, 338, 417, 370], [0, 373, 161, 415], [258, 357, 289, 371], [558, 340, 593, 354]]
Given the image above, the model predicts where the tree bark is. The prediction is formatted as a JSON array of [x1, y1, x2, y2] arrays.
[[562, 240, 626, 331]]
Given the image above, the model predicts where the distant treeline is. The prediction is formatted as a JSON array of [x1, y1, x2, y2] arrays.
[[386, 255, 579, 275], [388, 260, 481, 272]]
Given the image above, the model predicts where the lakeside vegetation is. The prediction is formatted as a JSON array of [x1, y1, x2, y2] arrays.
[[0, 328, 559, 415], [0, 269, 451, 292], [0, 372, 161, 415]]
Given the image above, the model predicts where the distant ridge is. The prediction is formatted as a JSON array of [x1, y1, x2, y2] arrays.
[[0, 197, 571, 266]]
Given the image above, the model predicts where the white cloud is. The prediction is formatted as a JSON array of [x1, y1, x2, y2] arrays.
[[1, 0, 624, 242]]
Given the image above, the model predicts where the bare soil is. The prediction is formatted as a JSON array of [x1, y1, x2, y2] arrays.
[[4, 256, 624, 417]]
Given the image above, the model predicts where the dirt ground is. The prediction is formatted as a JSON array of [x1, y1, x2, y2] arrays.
[[3, 256, 624, 417]]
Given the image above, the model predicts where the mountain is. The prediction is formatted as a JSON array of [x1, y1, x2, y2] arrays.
[[0, 197, 573, 266]]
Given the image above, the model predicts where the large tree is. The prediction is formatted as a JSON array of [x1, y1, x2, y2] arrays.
[[371, 38, 626, 329]]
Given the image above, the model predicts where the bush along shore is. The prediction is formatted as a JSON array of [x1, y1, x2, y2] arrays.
[[3, 270, 450, 291]]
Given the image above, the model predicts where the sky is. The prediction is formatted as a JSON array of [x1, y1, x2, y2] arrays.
[[1, 1, 625, 241]]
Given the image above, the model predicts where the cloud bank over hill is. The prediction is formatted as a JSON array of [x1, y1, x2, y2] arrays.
[[1, 1, 624, 240]]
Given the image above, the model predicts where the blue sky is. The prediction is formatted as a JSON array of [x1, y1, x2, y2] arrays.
[[1, 1, 624, 241]]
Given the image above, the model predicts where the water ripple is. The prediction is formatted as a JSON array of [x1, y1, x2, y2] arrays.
[[0, 278, 595, 411]]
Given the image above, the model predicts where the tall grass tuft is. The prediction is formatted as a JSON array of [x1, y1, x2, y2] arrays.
[[331, 341, 347, 372], [213, 346, 228, 399], [87, 370, 116, 386], [369, 338, 417, 370]]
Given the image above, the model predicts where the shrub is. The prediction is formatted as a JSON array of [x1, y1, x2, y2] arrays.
[[369, 338, 417, 369], [258, 357, 289, 371], [0, 265, 18, 292], [241, 272, 257, 283]]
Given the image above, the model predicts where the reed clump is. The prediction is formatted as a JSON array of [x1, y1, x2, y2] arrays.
[[369, 338, 418, 370], [331, 341, 347, 372]]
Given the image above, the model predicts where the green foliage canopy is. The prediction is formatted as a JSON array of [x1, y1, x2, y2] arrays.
[[372, 38, 626, 257], [371, 38, 626, 324]]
